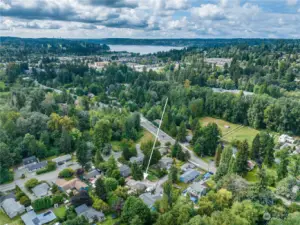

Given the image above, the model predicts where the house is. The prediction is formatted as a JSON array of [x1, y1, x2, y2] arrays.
[[32, 183, 50, 198], [56, 178, 88, 192], [27, 161, 48, 172], [180, 170, 200, 183], [247, 160, 256, 171], [279, 134, 294, 144], [186, 182, 208, 198], [120, 165, 131, 177], [75, 204, 105, 223], [83, 169, 101, 181], [133, 183, 147, 192], [139, 193, 162, 209], [130, 155, 144, 165], [158, 157, 173, 169], [23, 156, 38, 166], [181, 162, 195, 172], [52, 154, 72, 165], [21, 210, 56, 225], [1, 198, 25, 218]]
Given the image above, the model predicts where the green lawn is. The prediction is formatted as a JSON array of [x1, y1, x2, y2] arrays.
[[245, 167, 259, 183], [200, 117, 260, 144], [53, 206, 67, 219], [0, 212, 23, 225], [98, 214, 120, 225]]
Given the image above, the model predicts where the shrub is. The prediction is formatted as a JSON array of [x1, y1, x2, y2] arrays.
[[92, 198, 110, 213], [20, 196, 31, 206], [36, 161, 57, 175], [25, 178, 39, 190], [52, 194, 64, 205], [16, 191, 25, 201], [59, 168, 74, 179], [32, 196, 53, 211]]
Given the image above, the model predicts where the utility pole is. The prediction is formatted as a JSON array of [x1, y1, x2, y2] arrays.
[[144, 97, 168, 180]]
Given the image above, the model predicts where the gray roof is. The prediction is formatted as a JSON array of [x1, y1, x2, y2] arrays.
[[84, 170, 100, 180], [139, 193, 162, 208], [52, 154, 72, 163], [120, 165, 131, 177], [0, 193, 15, 204], [32, 183, 50, 198], [129, 155, 144, 164], [23, 156, 38, 165], [21, 210, 56, 225], [27, 161, 47, 171], [180, 170, 200, 183], [75, 204, 89, 215], [2, 198, 25, 218], [75, 204, 104, 222]]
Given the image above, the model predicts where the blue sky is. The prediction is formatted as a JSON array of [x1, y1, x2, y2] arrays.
[[1, 0, 300, 38]]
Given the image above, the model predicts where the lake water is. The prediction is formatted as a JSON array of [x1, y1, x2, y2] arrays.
[[108, 45, 184, 55]]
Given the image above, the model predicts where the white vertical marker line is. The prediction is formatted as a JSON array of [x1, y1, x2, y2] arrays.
[[144, 97, 168, 180]]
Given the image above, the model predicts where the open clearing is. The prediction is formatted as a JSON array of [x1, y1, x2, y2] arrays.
[[200, 117, 260, 144]]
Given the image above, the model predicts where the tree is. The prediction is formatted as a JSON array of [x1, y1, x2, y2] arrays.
[[235, 140, 249, 175], [141, 140, 161, 166], [250, 134, 261, 164], [163, 181, 173, 208], [95, 177, 107, 201], [289, 156, 300, 177], [168, 164, 178, 183], [93, 119, 112, 151], [60, 128, 72, 153], [264, 138, 275, 167], [131, 162, 143, 181], [63, 216, 89, 225], [76, 140, 90, 170], [177, 122, 187, 142], [32, 196, 52, 211], [215, 146, 233, 181], [104, 177, 118, 192], [92, 198, 110, 213], [215, 144, 222, 167], [130, 215, 143, 225], [94, 149, 103, 166], [25, 178, 39, 190], [71, 190, 92, 207], [58, 168, 74, 178], [121, 196, 151, 225], [189, 99, 204, 118], [277, 150, 289, 180]]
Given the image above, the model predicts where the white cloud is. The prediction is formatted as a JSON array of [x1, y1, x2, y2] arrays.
[[286, 0, 298, 6], [191, 4, 225, 20]]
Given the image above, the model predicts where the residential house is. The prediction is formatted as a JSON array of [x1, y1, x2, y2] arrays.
[[23, 156, 38, 166], [1, 197, 25, 218], [129, 155, 144, 165], [180, 170, 200, 183], [247, 160, 256, 171], [32, 183, 50, 198], [279, 134, 294, 144], [27, 161, 48, 172], [186, 182, 208, 199], [83, 169, 101, 181], [75, 204, 105, 223], [21, 210, 56, 225], [56, 178, 88, 192], [52, 154, 72, 166], [181, 162, 195, 172], [139, 193, 162, 209], [120, 165, 131, 177], [158, 157, 173, 170]]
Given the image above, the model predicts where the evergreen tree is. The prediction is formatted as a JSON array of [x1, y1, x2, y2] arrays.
[[94, 149, 103, 166], [177, 122, 187, 142], [251, 134, 261, 163], [277, 150, 289, 181], [264, 138, 275, 167], [215, 146, 233, 181], [168, 164, 178, 183], [60, 128, 72, 153], [131, 162, 143, 181], [215, 144, 222, 167], [235, 140, 249, 175], [95, 177, 107, 201], [76, 140, 90, 170]]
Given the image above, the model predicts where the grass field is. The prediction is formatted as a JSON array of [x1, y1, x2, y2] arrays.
[[138, 129, 155, 144], [98, 214, 120, 225], [200, 117, 260, 144], [0, 212, 22, 225], [53, 206, 67, 219], [245, 167, 259, 183]]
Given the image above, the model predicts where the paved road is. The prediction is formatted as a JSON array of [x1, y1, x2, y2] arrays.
[[0, 162, 81, 194], [140, 116, 216, 173]]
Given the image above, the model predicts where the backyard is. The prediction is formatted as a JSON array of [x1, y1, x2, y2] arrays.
[[0, 212, 22, 225], [200, 117, 260, 144]]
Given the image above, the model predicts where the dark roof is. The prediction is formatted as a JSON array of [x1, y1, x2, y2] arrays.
[[27, 161, 47, 171], [23, 156, 38, 165], [75, 204, 89, 215]]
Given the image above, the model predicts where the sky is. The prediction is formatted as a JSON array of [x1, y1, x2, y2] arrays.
[[1, 0, 300, 39]]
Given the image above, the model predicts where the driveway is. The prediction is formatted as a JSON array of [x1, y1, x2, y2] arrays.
[[140, 116, 216, 173]]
